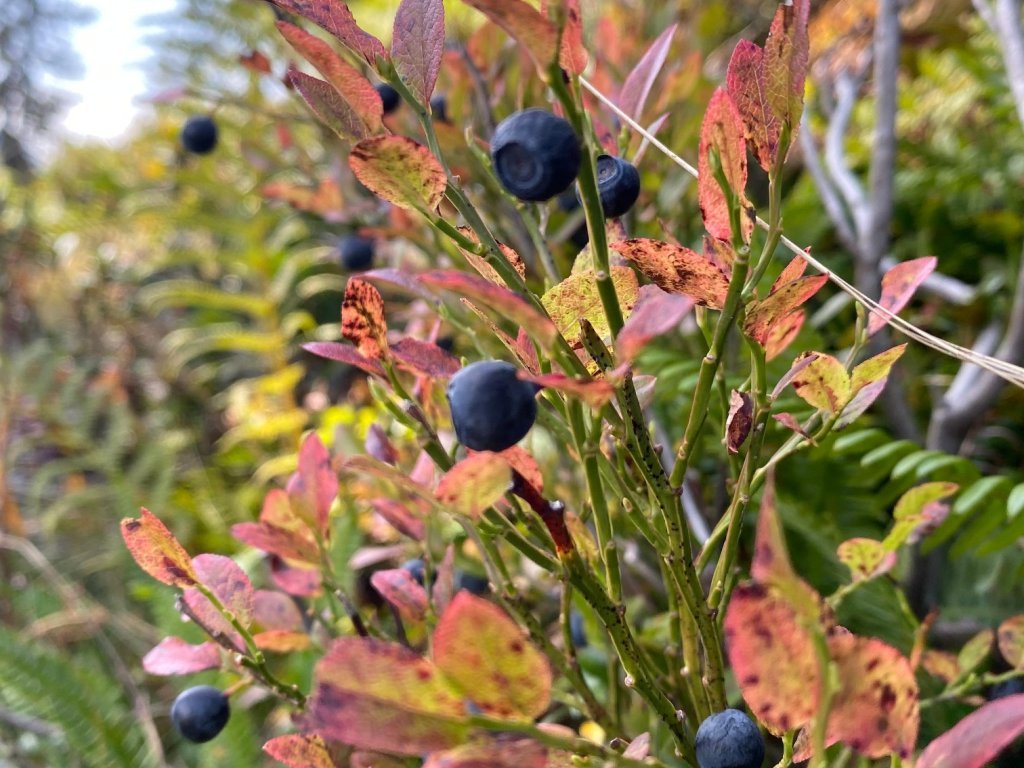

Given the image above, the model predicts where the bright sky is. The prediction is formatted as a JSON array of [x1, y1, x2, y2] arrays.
[[60, 0, 177, 140]]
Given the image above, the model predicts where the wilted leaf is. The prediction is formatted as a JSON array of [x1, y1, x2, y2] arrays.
[[350, 135, 447, 212], [618, 24, 677, 122], [277, 21, 383, 135], [420, 270, 557, 350], [434, 592, 551, 720], [998, 615, 1024, 668], [726, 390, 753, 454], [615, 285, 693, 362], [289, 70, 372, 142], [435, 452, 511, 518], [611, 238, 729, 308], [772, 412, 814, 440], [264, 733, 337, 768], [744, 275, 827, 345], [270, 0, 386, 65], [868, 257, 937, 336], [392, 0, 444, 104], [521, 372, 615, 408], [341, 278, 389, 360], [121, 508, 197, 588], [302, 342, 386, 377], [917, 694, 1024, 768], [287, 432, 338, 537], [727, 40, 779, 171], [790, 352, 851, 414], [308, 637, 468, 755], [253, 590, 304, 631], [542, 267, 638, 346], [142, 637, 220, 675], [371, 568, 429, 622], [371, 498, 426, 540], [724, 582, 820, 733], [762, 0, 810, 128], [391, 337, 461, 378], [825, 634, 919, 759], [463, 0, 556, 74], [837, 538, 896, 582], [698, 88, 753, 243]]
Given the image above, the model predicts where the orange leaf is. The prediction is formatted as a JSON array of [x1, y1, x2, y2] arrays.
[[264, 733, 338, 768], [698, 88, 753, 243], [342, 278, 389, 360], [611, 238, 729, 308], [121, 508, 197, 588], [868, 256, 937, 336], [435, 452, 511, 518], [727, 39, 779, 171], [349, 135, 447, 212], [269, 0, 386, 66]]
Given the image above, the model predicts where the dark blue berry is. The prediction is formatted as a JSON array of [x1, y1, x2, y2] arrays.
[[171, 685, 230, 743], [455, 571, 489, 595], [337, 234, 375, 270], [989, 677, 1024, 700], [180, 116, 218, 155], [377, 84, 400, 115], [430, 93, 448, 123], [446, 360, 539, 452], [490, 109, 581, 202], [695, 709, 765, 768], [577, 154, 640, 218], [401, 558, 426, 586], [569, 611, 588, 648]]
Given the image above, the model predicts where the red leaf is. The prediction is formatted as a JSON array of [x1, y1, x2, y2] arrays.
[[289, 69, 373, 142], [763, 0, 810, 128], [617, 24, 677, 122], [371, 498, 426, 540], [615, 285, 693, 362], [432, 545, 457, 615], [262, 177, 344, 220], [253, 590, 304, 632], [764, 308, 805, 362], [391, 0, 445, 104], [917, 694, 1024, 768], [232, 520, 320, 565], [307, 637, 468, 755], [726, 390, 753, 454], [868, 256, 937, 336], [420, 270, 558, 350], [726, 40, 779, 171], [342, 278, 389, 360], [611, 238, 729, 308], [287, 432, 338, 537], [121, 508, 197, 588], [277, 21, 383, 135], [371, 568, 429, 622], [365, 423, 400, 465], [264, 733, 338, 768], [302, 342, 386, 377], [744, 275, 827, 345], [433, 592, 552, 720], [270, 557, 322, 597], [349, 135, 447, 212], [698, 88, 753, 243], [463, 0, 557, 75], [499, 446, 544, 494], [424, 739, 547, 768], [391, 337, 461, 378], [772, 255, 808, 293], [240, 50, 272, 75], [269, 0, 386, 66], [193, 553, 255, 625], [555, 0, 587, 75], [772, 412, 814, 440], [825, 634, 919, 759], [522, 372, 615, 408], [724, 582, 820, 733], [142, 637, 220, 675], [435, 452, 511, 518]]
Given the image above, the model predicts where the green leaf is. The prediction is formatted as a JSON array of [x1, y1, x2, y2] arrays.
[[1008, 482, 1024, 520], [541, 267, 638, 346]]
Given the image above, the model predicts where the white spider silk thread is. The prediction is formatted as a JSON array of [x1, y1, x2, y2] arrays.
[[579, 75, 1024, 389]]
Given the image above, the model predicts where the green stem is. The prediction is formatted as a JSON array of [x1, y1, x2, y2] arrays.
[[773, 730, 796, 768], [808, 628, 837, 768]]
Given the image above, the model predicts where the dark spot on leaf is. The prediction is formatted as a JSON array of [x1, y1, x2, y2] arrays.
[[124, 520, 141, 531], [509, 640, 524, 654], [866, 657, 881, 672], [880, 684, 897, 711]]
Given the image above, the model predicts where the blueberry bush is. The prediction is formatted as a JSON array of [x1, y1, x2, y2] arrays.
[[6, 1, 1024, 767]]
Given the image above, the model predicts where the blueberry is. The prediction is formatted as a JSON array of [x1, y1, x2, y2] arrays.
[[446, 360, 539, 452], [454, 570, 489, 595], [180, 116, 218, 155], [171, 685, 230, 743], [377, 84, 400, 115], [490, 109, 581, 202], [569, 610, 588, 648], [337, 234, 375, 270], [576, 154, 640, 218], [989, 677, 1024, 700], [695, 709, 765, 768], [430, 93, 448, 123], [401, 558, 426, 586]]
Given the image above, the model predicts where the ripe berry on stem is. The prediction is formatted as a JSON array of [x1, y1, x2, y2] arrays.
[[446, 360, 539, 452], [694, 709, 765, 768], [577, 154, 640, 218], [180, 116, 218, 155], [337, 234, 375, 271], [490, 109, 581, 202], [171, 685, 230, 743], [376, 83, 400, 115]]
